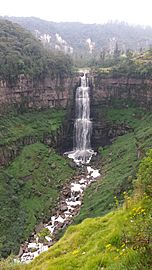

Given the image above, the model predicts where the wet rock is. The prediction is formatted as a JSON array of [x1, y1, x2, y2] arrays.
[[69, 161, 77, 168], [35, 222, 44, 234], [18, 246, 24, 257], [60, 205, 68, 211], [62, 188, 71, 197], [18, 166, 100, 264]]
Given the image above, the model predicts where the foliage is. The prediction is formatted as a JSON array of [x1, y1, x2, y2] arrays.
[[37, 228, 51, 242], [0, 108, 73, 258], [92, 49, 152, 79], [1, 148, 152, 270], [0, 19, 73, 85], [74, 104, 152, 223], [0, 143, 74, 258], [5, 17, 152, 58], [0, 108, 66, 146], [137, 149, 152, 196]]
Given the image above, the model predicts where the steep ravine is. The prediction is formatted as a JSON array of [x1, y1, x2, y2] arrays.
[[0, 73, 152, 265], [0, 108, 74, 258], [17, 74, 152, 263], [0, 108, 66, 166], [18, 166, 100, 263], [1, 102, 152, 270], [74, 104, 152, 224]]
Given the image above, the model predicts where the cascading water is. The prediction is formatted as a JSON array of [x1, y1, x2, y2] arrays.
[[67, 73, 95, 165], [18, 73, 100, 264]]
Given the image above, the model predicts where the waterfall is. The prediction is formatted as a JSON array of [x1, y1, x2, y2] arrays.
[[67, 73, 95, 165]]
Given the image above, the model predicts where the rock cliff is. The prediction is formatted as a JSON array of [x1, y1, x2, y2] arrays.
[[92, 76, 152, 108], [1, 73, 152, 160], [0, 74, 79, 113], [90, 75, 152, 149]]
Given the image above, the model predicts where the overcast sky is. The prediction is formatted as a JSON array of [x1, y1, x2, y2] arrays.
[[1, 0, 152, 26]]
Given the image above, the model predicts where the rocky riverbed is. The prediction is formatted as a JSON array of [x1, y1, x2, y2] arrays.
[[18, 166, 100, 264]]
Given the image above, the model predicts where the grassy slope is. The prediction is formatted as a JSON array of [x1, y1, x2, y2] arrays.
[[1, 149, 152, 270], [0, 108, 74, 258], [74, 105, 152, 223], [0, 104, 152, 268], [0, 108, 66, 146]]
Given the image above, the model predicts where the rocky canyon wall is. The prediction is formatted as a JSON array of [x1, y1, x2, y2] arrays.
[[1, 74, 152, 114], [1, 73, 152, 162], [90, 75, 152, 149], [0, 73, 80, 166], [92, 76, 152, 108], [0, 74, 79, 113]]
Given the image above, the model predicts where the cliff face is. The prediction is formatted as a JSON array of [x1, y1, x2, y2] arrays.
[[90, 75, 152, 149], [0, 74, 79, 113], [0, 74, 79, 165], [92, 76, 152, 108], [1, 74, 152, 114], [1, 73, 152, 158]]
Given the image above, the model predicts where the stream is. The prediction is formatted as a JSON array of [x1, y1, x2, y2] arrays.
[[18, 72, 100, 263], [19, 166, 100, 263]]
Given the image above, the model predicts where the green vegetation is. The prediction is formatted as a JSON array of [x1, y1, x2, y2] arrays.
[[0, 143, 74, 258], [92, 49, 152, 79], [5, 17, 152, 60], [0, 108, 66, 146], [74, 105, 152, 223], [0, 107, 74, 258], [1, 149, 152, 270], [0, 19, 73, 84]]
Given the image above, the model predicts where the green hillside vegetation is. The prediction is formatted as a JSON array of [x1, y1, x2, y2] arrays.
[[1, 147, 152, 270], [5, 17, 152, 55], [74, 104, 152, 224], [0, 108, 74, 258], [0, 143, 74, 258], [0, 19, 73, 84], [92, 49, 152, 79], [0, 108, 66, 146]]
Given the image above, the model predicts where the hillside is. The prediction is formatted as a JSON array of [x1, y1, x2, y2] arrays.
[[0, 108, 75, 258], [74, 104, 152, 223], [1, 123, 152, 270], [91, 48, 152, 79], [0, 18, 152, 270], [3, 17, 152, 58], [0, 19, 73, 85]]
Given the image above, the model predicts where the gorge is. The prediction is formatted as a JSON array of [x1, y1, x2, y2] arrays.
[[0, 18, 152, 270]]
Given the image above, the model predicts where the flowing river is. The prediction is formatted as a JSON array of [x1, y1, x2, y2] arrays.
[[18, 73, 100, 264]]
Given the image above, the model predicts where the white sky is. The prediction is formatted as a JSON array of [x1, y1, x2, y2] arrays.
[[1, 0, 152, 26]]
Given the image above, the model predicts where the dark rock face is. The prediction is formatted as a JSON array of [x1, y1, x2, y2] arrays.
[[1, 73, 152, 161], [0, 126, 65, 166], [89, 75, 152, 149], [0, 74, 79, 113], [1, 74, 152, 114], [91, 104, 133, 150], [92, 76, 152, 109], [0, 74, 80, 165]]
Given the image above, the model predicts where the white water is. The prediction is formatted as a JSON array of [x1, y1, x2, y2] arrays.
[[19, 166, 100, 264], [17, 73, 100, 264], [67, 73, 95, 165]]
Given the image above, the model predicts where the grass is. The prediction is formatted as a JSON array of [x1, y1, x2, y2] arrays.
[[1, 149, 152, 270], [0, 107, 73, 258], [0, 108, 66, 146], [0, 102, 152, 269], [0, 143, 74, 258], [74, 104, 152, 223]]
